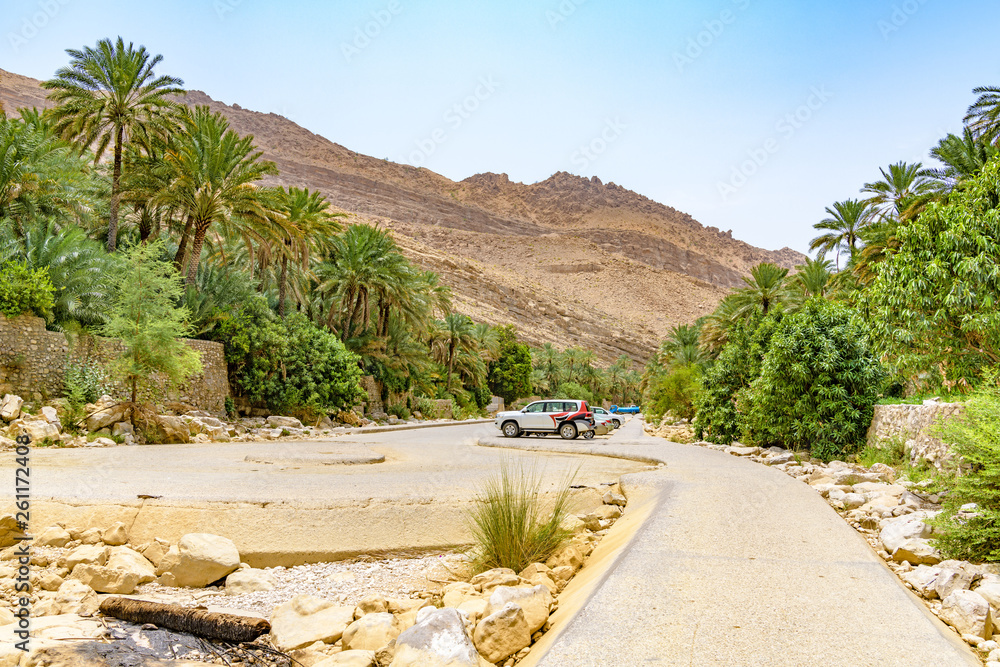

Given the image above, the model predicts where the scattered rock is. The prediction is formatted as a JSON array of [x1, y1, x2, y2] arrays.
[[485, 585, 553, 634], [390, 607, 481, 667], [165, 533, 240, 588], [267, 415, 304, 429], [342, 612, 400, 651], [70, 563, 141, 594], [940, 589, 994, 640], [226, 567, 276, 594], [102, 522, 129, 546], [106, 546, 157, 584], [269, 595, 355, 651], [36, 526, 72, 548], [0, 394, 23, 422], [474, 602, 531, 664]]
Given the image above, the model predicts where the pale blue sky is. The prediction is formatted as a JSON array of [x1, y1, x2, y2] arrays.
[[4, 0, 998, 254]]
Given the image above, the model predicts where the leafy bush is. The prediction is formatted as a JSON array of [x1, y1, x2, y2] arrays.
[[742, 299, 886, 460], [213, 298, 365, 415], [488, 325, 533, 406], [387, 402, 411, 419], [694, 312, 780, 443], [0, 261, 55, 321], [412, 395, 439, 418], [646, 363, 702, 422], [467, 459, 575, 573], [64, 361, 108, 404], [931, 382, 1000, 561], [864, 157, 1000, 390], [62, 360, 108, 431]]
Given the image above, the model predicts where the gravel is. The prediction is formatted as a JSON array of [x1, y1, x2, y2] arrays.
[[133, 551, 472, 617]]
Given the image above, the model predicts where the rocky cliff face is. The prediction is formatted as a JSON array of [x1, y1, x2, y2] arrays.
[[1, 68, 805, 364]]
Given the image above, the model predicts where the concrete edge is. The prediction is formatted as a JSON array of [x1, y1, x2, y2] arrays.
[[520, 473, 668, 667], [338, 418, 493, 435], [473, 437, 666, 468]]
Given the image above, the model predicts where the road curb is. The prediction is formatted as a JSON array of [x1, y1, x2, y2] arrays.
[[339, 418, 493, 435]]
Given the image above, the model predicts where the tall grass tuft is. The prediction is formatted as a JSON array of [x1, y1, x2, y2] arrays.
[[467, 458, 576, 574]]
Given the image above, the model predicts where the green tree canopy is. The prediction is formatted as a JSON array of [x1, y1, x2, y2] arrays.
[[488, 325, 532, 407], [863, 157, 1000, 389]]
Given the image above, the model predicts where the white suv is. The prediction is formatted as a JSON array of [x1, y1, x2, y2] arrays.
[[495, 400, 596, 440]]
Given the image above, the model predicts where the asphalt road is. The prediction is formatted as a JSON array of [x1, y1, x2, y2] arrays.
[[3, 421, 646, 504], [505, 420, 979, 667]]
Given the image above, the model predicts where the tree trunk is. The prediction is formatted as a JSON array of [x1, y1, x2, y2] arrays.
[[278, 255, 288, 318], [107, 124, 124, 252], [138, 206, 152, 244], [99, 597, 270, 644], [186, 222, 208, 286], [447, 342, 455, 393], [174, 215, 195, 272]]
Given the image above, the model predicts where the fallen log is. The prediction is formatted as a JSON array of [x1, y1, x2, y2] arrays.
[[99, 597, 271, 644]]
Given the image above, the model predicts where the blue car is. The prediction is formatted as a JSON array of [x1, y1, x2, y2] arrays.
[[609, 404, 641, 414]]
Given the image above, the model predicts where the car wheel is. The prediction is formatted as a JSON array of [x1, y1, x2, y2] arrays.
[[613, 419, 621, 429], [582, 430, 594, 440], [502, 421, 521, 438], [559, 423, 578, 440]]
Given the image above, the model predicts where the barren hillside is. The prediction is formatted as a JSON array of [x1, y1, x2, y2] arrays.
[[1, 68, 805, 364]]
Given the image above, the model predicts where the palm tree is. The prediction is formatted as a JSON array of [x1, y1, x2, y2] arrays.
[[929, 128, 999, 188], [0, 219, 119, 328], [42, 37, 184, 251], [533, 343, 563, 391], [273, 187, 344, 317], [317, 224, 408, 341], [0, 112, 93, 232], [699, 295, 740, 356], [965, 85, 1000, 144], [809, 199, 875, 269], [432, 312, 476, 393], [860, 162, 936, 220], [730, 262, 789, 317], [158, 106, 278, 284]]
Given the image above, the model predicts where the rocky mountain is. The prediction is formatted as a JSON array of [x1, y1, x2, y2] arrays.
[[0, 68, 806, 364]]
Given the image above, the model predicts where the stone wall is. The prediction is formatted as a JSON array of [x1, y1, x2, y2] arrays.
[[0, 314, 230, 416], [358, 375, 384, 417], [866, 401, 965, 469]]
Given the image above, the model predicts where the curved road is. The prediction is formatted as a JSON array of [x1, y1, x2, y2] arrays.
[[2, 419, 978, 664]]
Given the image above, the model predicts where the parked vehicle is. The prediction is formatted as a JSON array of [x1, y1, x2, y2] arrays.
[[610, 404, 641, 415], [592, 407, 622, 429], [495, 399, 595, 440]]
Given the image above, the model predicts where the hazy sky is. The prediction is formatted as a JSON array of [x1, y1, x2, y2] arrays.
[[4, 0, 998, 254]]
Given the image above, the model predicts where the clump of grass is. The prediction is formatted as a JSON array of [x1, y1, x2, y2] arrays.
[[857, 437, 908, 468], [467, 458, 576, 574]]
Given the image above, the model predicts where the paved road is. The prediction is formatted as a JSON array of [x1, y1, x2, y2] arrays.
[[498, 420, 978, 667], [3, 422, 645, 504]]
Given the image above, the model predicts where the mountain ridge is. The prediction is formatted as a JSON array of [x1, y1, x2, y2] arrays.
[[0, 68, 805, 364]]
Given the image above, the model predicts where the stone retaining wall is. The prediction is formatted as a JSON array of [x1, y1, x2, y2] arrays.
[[866, 401, 965, 469], [0, 314, 229, 416]]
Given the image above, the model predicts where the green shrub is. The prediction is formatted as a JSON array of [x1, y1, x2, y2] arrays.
[[694, 311, 780, 443], [0, 261, 55, 321], [857, 437, 907, 469], [554, 381, 594, 405], [64, 361, 108, 405], [212, 299, 365, 415], [412, 395, 439, 418], [224, 396, 236, 420], [741, 300, 886, 460], [467, 459, 575, 573], [646, 363, 702, 422], [387, 402, 411, 419], [931, 382, 1000, 561]]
